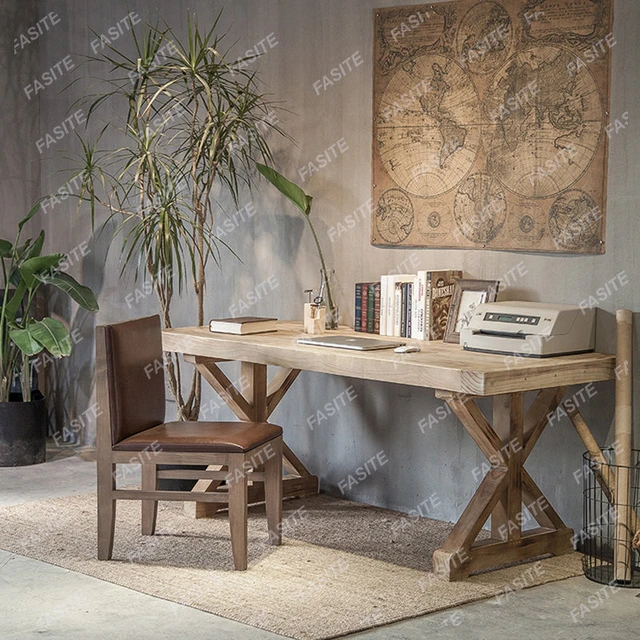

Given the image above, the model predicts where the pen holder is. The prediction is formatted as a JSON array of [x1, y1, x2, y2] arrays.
[[304, 303, 326, 335]]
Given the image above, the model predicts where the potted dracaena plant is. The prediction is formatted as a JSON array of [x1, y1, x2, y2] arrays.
[[256, 164, 338, 328], [0, 203, 99, 466], [73, 13, 287, 420]]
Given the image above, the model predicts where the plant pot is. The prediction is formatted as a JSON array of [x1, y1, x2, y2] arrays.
[[0, 392, 46, 467]]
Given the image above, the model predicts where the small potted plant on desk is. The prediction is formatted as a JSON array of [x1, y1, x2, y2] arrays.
[[0, 203, 99, 466]]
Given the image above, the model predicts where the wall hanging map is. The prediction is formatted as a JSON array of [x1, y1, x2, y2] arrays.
[[372, 0, 613, 253]]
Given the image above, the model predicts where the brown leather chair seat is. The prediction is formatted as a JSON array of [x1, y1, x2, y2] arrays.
[[113, 421, 283, 453]]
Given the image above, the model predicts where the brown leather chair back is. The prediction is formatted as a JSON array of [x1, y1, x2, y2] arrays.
[[97, 315, 166, 446]]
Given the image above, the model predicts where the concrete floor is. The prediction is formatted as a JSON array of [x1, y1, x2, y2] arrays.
[[0, 449, 637, 640]]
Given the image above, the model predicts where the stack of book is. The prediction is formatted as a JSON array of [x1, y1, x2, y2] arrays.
[[354, 270, 462, 340], [354, 282, 381, 333]]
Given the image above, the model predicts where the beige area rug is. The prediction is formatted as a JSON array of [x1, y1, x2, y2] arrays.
[[0, 493, 582, 639]]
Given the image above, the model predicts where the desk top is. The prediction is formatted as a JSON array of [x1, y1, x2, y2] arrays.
[[162, 321, 615, 396]]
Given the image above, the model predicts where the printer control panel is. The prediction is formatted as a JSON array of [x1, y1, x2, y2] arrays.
[[484, 312, 541, 326]]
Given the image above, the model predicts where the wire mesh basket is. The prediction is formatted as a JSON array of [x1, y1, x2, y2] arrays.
[[581, 448, 640, 587]]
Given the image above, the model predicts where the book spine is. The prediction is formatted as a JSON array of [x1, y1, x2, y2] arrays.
[[373, 283, 381, 334], [354, 283, 363, 332], [401, 283, 408, 338], [407, 283, 412, 338], [386, 278, 396, 336], [425, 273, 432, 341], [410, 276, 417, 339], [393, 282, 403, 337], [413, 273, 427, 340], [367, 284, 375, 333], [379, 276, 387, 336], [361, 284, 369, 333]]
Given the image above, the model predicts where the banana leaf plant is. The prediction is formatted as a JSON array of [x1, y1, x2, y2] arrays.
[[0, 202, 99, 403], [256, 163, 338, 328]]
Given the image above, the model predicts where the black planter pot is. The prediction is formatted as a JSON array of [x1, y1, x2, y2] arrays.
[[0, 392, 46, 467]]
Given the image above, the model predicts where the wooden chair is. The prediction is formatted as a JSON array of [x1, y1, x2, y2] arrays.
[[95, 315, 283, 570]]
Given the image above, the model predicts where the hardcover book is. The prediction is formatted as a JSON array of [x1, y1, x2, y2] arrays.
[[426, 270, 463, 340], [401, 282, 409, 338], [412, 273, 427, 340], [367, 283, 376, 333], [354, 283, 363, 331], [209, 316, 277, 335], [361, 283, 369, 333], [380, 277, 388, 335], [388, 275, 414, 337], [373, 282, 381, 334]]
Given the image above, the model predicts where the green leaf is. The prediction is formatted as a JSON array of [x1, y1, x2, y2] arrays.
[[10, 231, 46, 286], [17, 230, 45, 262], [19, 254, 64, 289], [0, 239, 12, 257], [36, 272, 99, 312], [4, 281, 27, 323], [27, 318, 72, 358], [18, 199, 44, 232], [9, 328, 43, 356], [256, 163, 313, 215]]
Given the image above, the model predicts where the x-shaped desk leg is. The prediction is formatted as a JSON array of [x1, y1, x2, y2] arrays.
[[433, 387, 574, 580], [183, 355, 318, 518]]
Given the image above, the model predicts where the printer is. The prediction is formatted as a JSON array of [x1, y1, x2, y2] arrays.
[[461, 301, 595, 357]]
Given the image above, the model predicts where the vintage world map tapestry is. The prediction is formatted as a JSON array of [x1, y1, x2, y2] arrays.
[[371, 0, 614, 253]]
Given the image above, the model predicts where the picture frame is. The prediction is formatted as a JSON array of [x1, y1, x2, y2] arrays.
[[443, 279, 500, 344]]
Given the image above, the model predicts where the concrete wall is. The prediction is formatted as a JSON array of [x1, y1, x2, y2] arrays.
[[0, 0, 40, 233], [14, 0, 640, 531]]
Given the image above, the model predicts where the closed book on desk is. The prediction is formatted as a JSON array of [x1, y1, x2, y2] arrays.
[[400, 282, 413, 338], [361, 284, 369, 332], [373, 282, 381, 334], [354, 283, 363, 331], [380, 276, 388, 335], [412, 272, 427, 340], [367, 283, 376, 332], [427, 270, 462, 340], [389, 275, 415, 337], [209, 316, 277, 335]]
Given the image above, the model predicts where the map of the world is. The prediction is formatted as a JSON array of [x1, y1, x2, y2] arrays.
[[372, 0, 612, 253]]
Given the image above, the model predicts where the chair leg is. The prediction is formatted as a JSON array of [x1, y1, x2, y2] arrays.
[[97, 458, 116, 560], [264, 437, 283, 546], [141, 463, 158, 536], [228, 453, 248, 570]]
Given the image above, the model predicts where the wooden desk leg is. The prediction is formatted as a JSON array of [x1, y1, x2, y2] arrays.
[[433, 389, 574, 581], [183, 356, 318, 518], [491, 396, 510, 541]]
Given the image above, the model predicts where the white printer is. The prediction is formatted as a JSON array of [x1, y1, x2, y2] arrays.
[[461, 301, 595, 357]]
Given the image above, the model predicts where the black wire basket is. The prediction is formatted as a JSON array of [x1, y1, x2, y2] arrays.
[[581, 448, 640, 587]]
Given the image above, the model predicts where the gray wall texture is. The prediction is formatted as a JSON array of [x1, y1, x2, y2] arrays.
[[1, 0, 638, 532]]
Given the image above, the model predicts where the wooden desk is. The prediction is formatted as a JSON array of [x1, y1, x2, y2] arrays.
[[163, 321, 616, 580]]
